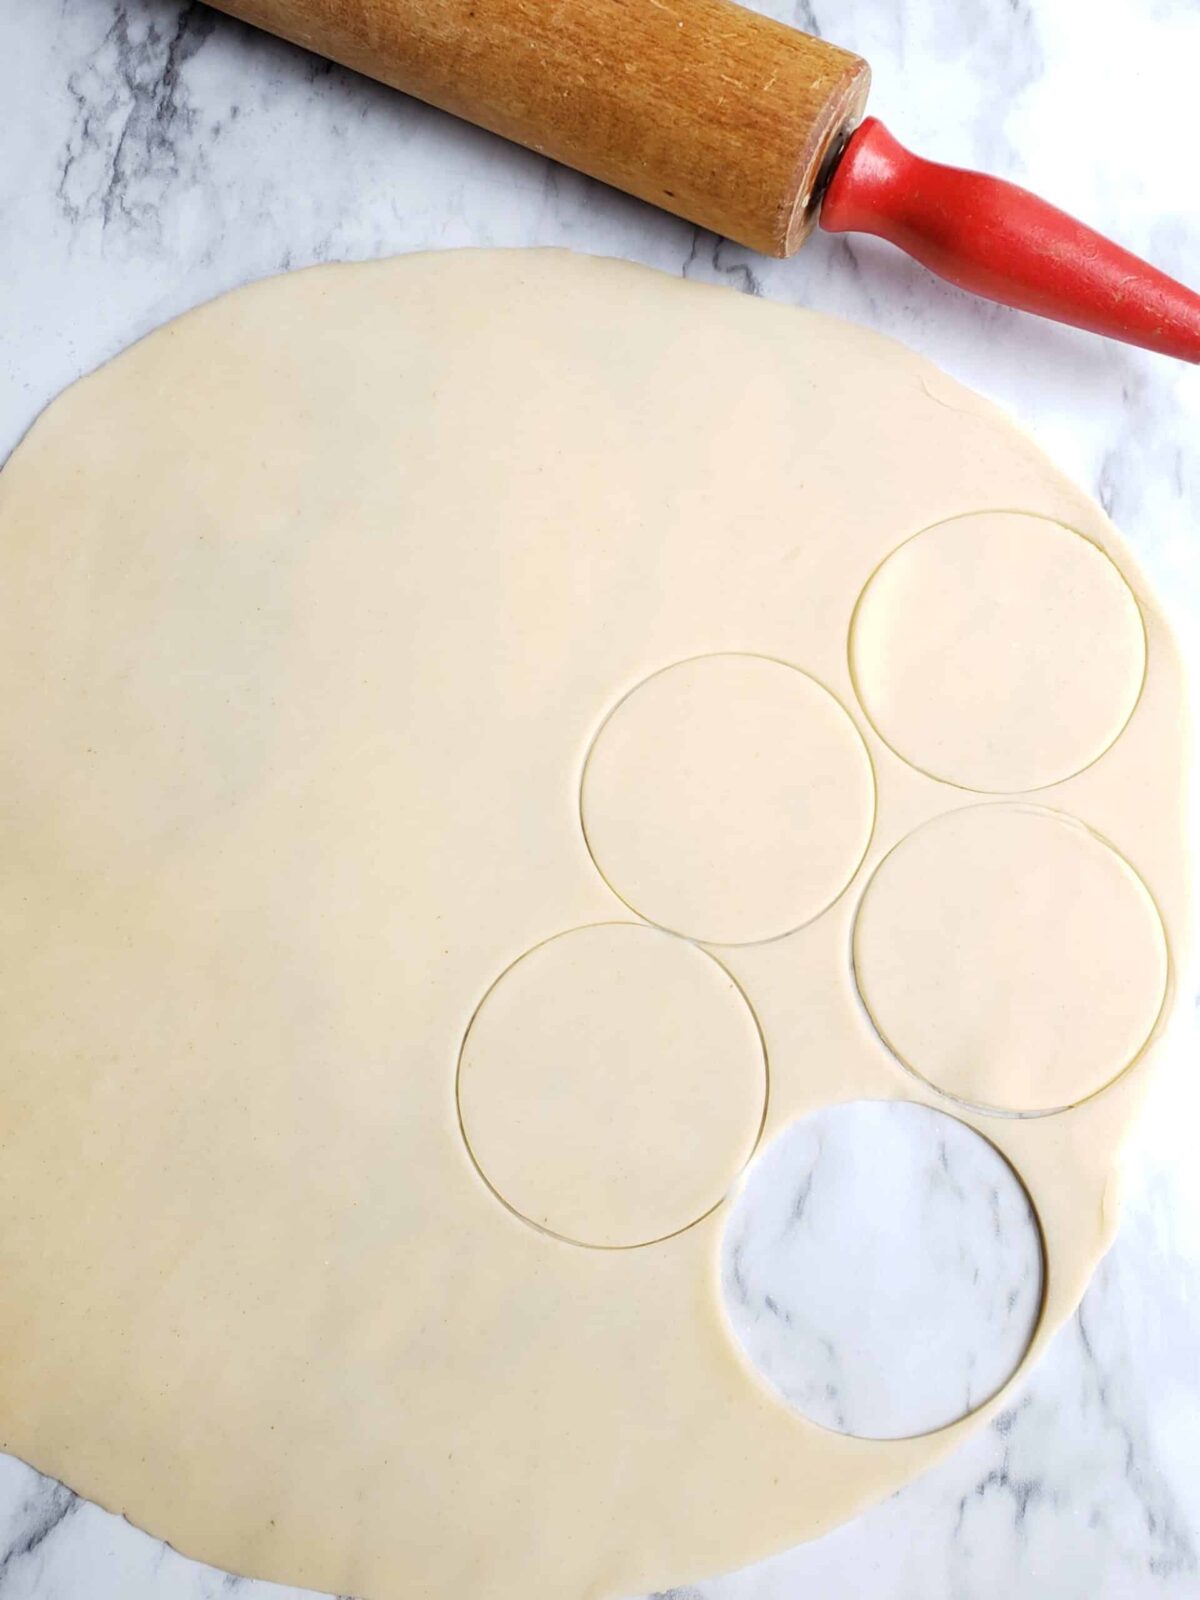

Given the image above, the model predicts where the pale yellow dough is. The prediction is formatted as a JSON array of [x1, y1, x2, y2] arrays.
[[458, 922, 767, 1247], [849, 510, 1147, 793], [580, 653, 875, 943], [0, 251, 1187, 1600], [853, 805, 1169, 1114]]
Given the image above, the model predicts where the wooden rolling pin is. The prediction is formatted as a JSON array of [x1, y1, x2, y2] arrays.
[[210, 0, 1200, 361]]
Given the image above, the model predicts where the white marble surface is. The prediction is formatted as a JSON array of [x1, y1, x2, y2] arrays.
[[724, 1102, 1044, 1441], [1, 1, 1198, 1596]]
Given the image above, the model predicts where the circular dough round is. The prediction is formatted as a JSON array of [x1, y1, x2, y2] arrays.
[[457, 923, 767, 1247], [580, 654, 875, 944], [853, 805, 1169, 1113], [849, 511, 1146, 792], [0, 251, 1185, 1600]]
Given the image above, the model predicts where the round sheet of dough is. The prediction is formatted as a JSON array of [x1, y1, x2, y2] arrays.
[[853, 805, 1169, 1113], [849, 511, 1146, 792], [580, 654, 875, 944], [0, 251, 1186, 1600], [457, 923, 767, 1247]]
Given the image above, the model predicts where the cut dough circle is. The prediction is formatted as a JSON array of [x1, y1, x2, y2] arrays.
[[723, 1101, 1044, 1439], [0, 251, 1185, 1600], [849, 511, 1146, 793], [853, 805, 1169, 1114], [580, 654, 875, 944], [457, 923, 767, 1248]]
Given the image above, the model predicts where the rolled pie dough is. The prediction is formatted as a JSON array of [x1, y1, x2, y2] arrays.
[[0, 250, 1187, 1600]]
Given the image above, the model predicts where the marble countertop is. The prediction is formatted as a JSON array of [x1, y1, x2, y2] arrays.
[[2, 1, 1198, 1596]]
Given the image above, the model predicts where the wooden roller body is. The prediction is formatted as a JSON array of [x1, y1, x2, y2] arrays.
[[209, 0, 870, 256]]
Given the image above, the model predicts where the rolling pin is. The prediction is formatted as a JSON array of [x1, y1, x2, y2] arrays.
[[209, 0, 1200, 361]]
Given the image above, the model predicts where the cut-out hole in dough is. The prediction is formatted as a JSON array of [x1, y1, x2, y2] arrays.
[[722, 1100, 1044, 1439], [580, 654, 875, 946], [456, 923, 768, 1248], [853, 805, 1169, 1115], [849, 511, 1146, 793]]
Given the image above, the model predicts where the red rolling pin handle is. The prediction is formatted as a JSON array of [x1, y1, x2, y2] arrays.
[[821, 119, 1200, 363]]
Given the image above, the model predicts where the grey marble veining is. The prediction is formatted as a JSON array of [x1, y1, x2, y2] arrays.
[[723, 1102, 1043, 1440], [1, 0, 1198, 1596]]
